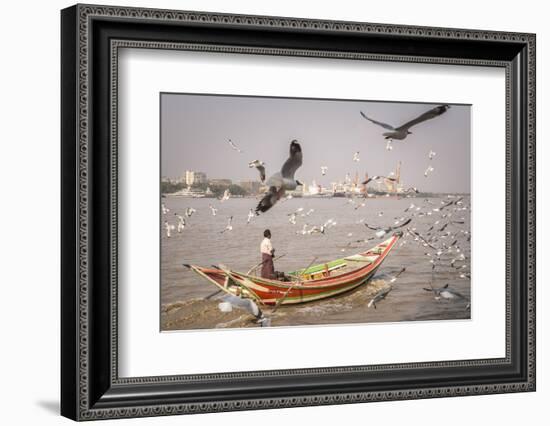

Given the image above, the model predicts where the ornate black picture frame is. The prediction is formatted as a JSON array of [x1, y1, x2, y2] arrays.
[[61, 4, 535, 421]]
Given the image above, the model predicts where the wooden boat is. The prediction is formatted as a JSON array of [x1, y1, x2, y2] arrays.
[[186, 233, 401, 306]]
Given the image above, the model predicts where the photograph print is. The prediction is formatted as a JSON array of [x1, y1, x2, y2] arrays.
[[160, 93, 471, 331]]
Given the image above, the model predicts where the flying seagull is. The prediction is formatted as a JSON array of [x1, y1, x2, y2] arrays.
[[164, 221, 175, 238], [296, 223, 309, 235], [424, 165, 435, 177], [404, 203, 416, 213], [406, 227, 438, 250], [404, 187, 419, 194], [227, 139, 243, 153], [218, 294, 269, 326], [246, 209, 255, 224], [361, 175, 396, 185], [185, 207, 196, 218], [308, 218, 336, 235], [388, 267, 406, 283], [433, 198, 457, 212], [288, 207, 303, 224], [423, 284, 468, 302], [368, 286, 392, 309], [221, 216, 233, 233], [364, 218, 412, 238], [255, 140, 303, 214], [220, 189, 231, 202], [353, 151, 360, 162], [354, 200, 366, 210], [174, 214, 186, 233], [289, 207, 304, 216], [360, 105, 450, 141], [320, 166, 328, 176], [248, 160, 266, 182], [288, 213, 297, 225]]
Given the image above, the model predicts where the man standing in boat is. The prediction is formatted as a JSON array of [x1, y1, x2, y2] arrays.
[[260, 229, 275, 279]]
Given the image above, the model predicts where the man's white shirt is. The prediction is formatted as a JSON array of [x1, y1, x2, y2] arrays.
[[260, 237, 273, 255]]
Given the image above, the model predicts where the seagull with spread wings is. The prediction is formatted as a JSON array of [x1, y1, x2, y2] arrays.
[[255, 140, 303, 215], [220, 189, 231, 202], [361, 175, 397, 185], [423, 283, 468, 302], [360, 104, 450, 141], [220, 216, 233, 233], [246, 209, 255, 224], [164, 221, 175, 238], [174, 213, 186, 233], [248, 160, 266, 182], [364, 218, 412, 238], [424, 165, 435, 177], [185, 207, 196, 218], [227, 139, 243, 153]]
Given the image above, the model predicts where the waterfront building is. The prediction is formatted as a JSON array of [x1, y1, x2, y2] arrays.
[[239, 180, 262, 195], [209, 178, 232, 187], [184, 170, 207, 186]]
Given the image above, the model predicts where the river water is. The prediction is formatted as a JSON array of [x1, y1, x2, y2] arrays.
[[160, 195, 471, 330]]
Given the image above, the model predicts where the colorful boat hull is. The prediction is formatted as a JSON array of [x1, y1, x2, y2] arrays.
[[188, 233, 400, 306]]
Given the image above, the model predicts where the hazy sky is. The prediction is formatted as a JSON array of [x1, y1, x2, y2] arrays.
[[161, 93, 471, 193]]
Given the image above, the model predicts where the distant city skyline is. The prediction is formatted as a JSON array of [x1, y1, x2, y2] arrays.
[[161, 93, 471, 193]]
